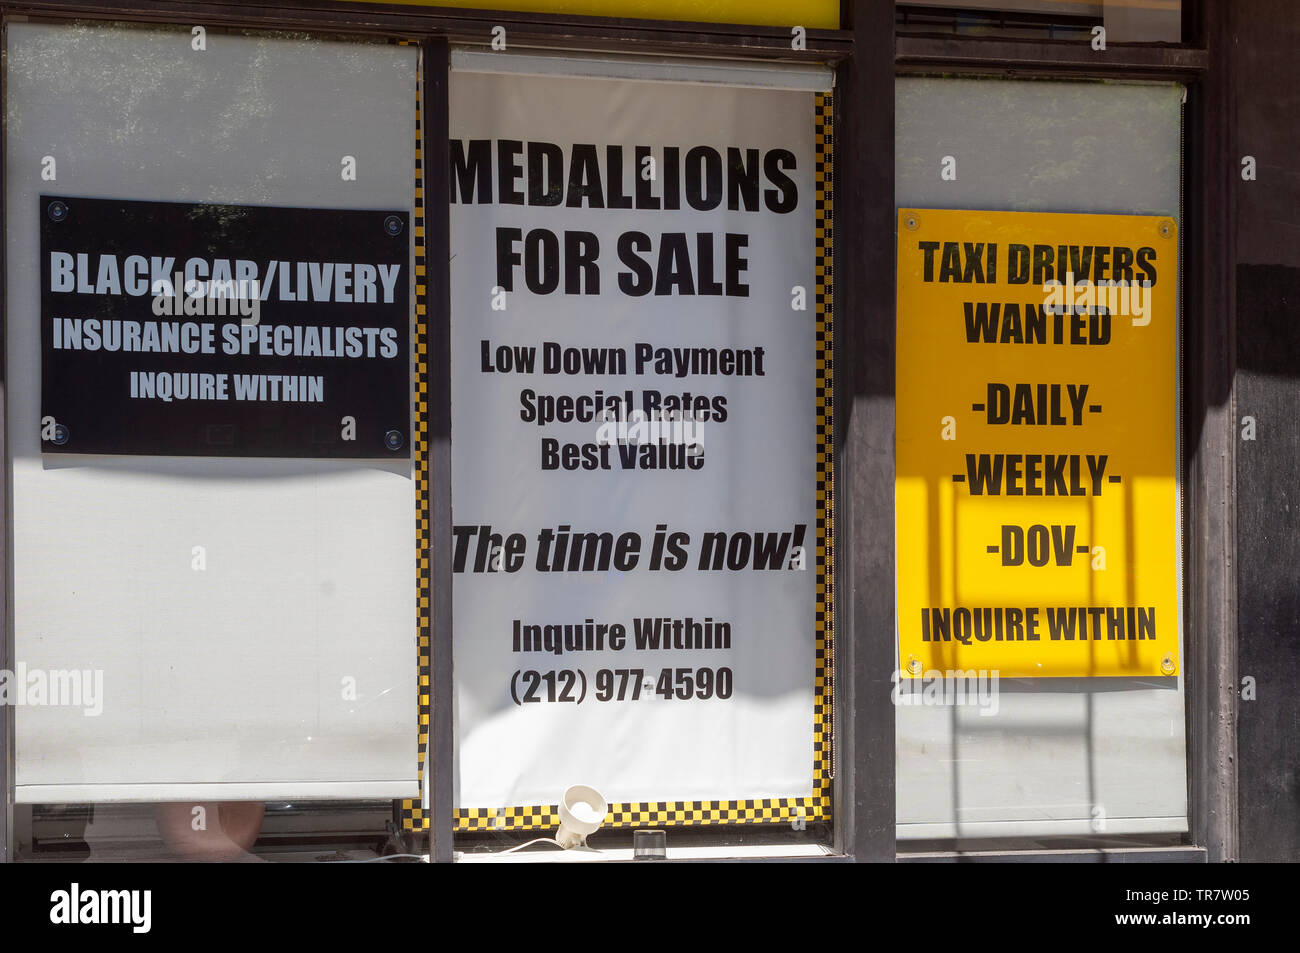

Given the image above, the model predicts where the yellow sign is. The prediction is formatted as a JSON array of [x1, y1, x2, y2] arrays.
[[896, 208, 1180, 678], [346, 0, 838, 30]]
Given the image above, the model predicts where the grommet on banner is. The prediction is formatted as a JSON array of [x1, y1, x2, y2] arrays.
[[1157, 219, 1175, 239], [1160, 654, 1177, 675], [903, 211, 920, 231], [50, 423, 70, 446], [47, 200, 69, 223], [907, 657, 923, 675], [385, 430, 404, 451], [383, 214, 404, 237]]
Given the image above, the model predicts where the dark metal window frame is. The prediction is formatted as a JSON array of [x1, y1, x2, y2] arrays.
[[0, 0, 1229, 864]]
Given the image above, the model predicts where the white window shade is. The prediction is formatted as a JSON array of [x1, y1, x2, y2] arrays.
[[6, 23, 420, 803]]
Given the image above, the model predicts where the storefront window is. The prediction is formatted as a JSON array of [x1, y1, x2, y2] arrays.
[[6, 20, 421, 861], [894, 76, 1187, 846]]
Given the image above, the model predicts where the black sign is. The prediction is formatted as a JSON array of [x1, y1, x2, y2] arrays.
[[40, 195, 410, 457]]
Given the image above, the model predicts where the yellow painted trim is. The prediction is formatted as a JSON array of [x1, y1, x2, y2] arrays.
[[345, 0, 838, 30]]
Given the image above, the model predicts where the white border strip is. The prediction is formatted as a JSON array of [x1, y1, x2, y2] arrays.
[[16, 781, 419, 803], [450, 48, 833, 91], [899, 816, 1190, 840]]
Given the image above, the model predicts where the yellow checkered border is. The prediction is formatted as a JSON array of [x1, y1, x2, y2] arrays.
[[812, 92, 835, 801], [401, 43, 431, 831], [405, 93, 836, 834]]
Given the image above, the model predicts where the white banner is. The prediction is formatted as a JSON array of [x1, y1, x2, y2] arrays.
[[450, 67, 819, 813]]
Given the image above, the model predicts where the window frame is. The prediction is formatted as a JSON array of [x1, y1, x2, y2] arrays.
[[0, 0, 1226, 864]]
